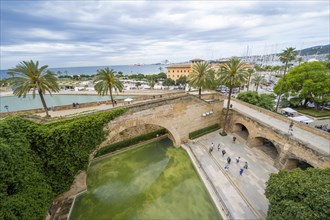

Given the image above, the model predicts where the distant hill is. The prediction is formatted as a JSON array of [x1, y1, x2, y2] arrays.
[[297, 44, 330, 56]]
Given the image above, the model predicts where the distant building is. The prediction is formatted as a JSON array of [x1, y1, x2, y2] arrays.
[[166, 58, 204, 80]]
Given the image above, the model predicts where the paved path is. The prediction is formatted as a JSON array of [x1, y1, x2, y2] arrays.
[[229, 100, 330, 156], [184, 130, 278, 219]]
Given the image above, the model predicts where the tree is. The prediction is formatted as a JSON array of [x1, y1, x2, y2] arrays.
[[265, 168, 330, 220], [135, 82, 141, 89], [7, 60, 60, 117], [162, 78, 175, 87], [274, 62, 330, 110], [157, 72, 167, 80], [116, 71, 124, 78], [218, 58, 249, 134], [176, 76, 188, 90], [254, 64, 264, 72], [252, 74, 265, 93], [296, 56, 304, 65], [246, 68, 254, 91], [148, 80, 156, 89], [237, 91, 275, 111], [94, 67, 123, 107], [237, 91, 259, 105], [275, 47, 297, 111], [188, 62, 214, 98]]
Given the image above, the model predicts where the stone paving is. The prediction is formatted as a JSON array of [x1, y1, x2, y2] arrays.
[[184, 130, 278, 220]]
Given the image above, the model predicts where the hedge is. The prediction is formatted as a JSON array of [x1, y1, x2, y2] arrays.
[[189, 124, 220, 139], [0, 108, 126, 219], [95, 128, 167, 157]]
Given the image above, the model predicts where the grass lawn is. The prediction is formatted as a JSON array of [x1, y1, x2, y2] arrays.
[[295, 108, 330, 117]]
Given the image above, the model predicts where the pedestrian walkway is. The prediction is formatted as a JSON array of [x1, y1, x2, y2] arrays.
[[229, 100, 330, 156], [184, 130, 278, 219]]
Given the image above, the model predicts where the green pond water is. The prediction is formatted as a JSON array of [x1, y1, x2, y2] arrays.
[[69, 138, 221, 219]]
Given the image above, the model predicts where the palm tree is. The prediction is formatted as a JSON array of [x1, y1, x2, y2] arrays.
[[296, 56, 303, 65], [218, 58, 249, 134], [188, 62, 214, 98], [7, 60, 60, 117], [94, 67, 123, 107], [252, 74, 265, 93], [275, 47, 297, 111], [246, 68, 254, 91]]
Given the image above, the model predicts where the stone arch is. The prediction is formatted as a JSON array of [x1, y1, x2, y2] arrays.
[[284, 158, 314, 170], [232, 123, 250, 140], [249, 136, 281, 161], [105, 118, 181, 147]]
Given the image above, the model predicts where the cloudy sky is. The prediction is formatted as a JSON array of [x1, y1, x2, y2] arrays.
[[0, 0, 329, 69]]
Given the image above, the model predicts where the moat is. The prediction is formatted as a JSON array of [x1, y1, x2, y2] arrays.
[[69, 138, 221, 219]]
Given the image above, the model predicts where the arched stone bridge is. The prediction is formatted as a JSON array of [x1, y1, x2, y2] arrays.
[[101, 94, 223, 147], [227, 110, 330, 169], [98, 93, 329, 170]]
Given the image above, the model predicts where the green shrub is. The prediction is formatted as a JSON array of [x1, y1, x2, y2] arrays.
[[95, 128, 167, 157], [265, 168, 330, 220], [0, 108, 126, 219], [189, 124, 220, 139]]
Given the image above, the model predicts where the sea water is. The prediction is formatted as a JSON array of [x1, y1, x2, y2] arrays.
[[69, 138, 221, 219], [1, 64, 169, 79], [0, 94, 129, 112]]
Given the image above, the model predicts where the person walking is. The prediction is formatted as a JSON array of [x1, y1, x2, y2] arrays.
[[227, 157, 231, 164], [289, 121, 294, 129], [222, 149, 226, 157], [243, 161, 248, 169], [232, 136, 237, 143], [211, 143, 214, 150], [224, 163, 230, 170], [235, 156, 240, 163], [288, 121, 294, 135], [217, 144, 220, 151], [239, 168, 244, 176]]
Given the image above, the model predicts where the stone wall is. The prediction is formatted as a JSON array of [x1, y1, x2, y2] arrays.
[[109, 124, 163, 143], [228, 110, 330, 169], [0, 92, 184, 117], [101, 94, 224, 147], [47, 171, 87, 220], [229, 96, 330, 139]]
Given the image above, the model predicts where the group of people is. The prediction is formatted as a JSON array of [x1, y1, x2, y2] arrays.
[[209, 142, 249, 176], [72, 102, 80, 108]]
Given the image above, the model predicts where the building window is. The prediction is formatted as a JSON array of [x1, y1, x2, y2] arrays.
[[177, 75, 179, 77]]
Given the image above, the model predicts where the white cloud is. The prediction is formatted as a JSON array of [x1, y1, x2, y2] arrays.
[[1, 0, 329, 69]]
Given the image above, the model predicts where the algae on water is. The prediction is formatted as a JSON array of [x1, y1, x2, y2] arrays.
[[70, 138, 221, 219]]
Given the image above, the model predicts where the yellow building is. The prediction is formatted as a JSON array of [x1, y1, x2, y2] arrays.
[[166, 59, 204, 81]]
